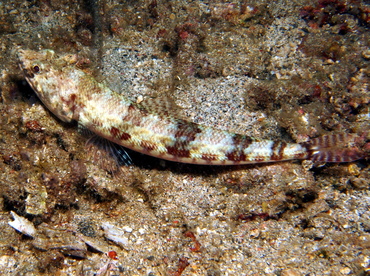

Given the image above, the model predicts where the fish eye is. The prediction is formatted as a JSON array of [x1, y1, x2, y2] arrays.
[[32, 65, 40, 73]]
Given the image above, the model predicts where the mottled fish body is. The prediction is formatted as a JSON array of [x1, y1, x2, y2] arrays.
[[18, 49, 366, 165]]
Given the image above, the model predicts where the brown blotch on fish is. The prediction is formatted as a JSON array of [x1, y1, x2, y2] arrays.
[[270, 141, 287, 161], [226, 150, 246, 162], [122, 104, 147, 126], [131, 103, 150, 117], [294, 152, 309, 160], [164, 121, 202, 159], [254, 156, 267, 162], [69, 94, 82, 113], [110, 127, 120, 138], [70, 93, 77, 102], [120, 132, 131, 141], [174, 121, 202, 141], [140, 140, 157, 152], [201, 153, 219, 162], [91, 118, 103, 127], [166, 146, 191, 158], [234, 134, 253, 148], [225, 134, 253, 162]]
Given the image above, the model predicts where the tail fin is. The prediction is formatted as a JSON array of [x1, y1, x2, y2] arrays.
[[304, 133, 368, 163]]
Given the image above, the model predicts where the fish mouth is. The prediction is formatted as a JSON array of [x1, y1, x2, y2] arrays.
[[19, 65, 35, 80], [18, 50, 34, 79], [18, 50, 26, 70], [17, 49, 29, 68], [18, 50, 39, 95]]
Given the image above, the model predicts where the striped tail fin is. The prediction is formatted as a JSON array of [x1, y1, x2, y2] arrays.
[[304, 133, 368, 163]]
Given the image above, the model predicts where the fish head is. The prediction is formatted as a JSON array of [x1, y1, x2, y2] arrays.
[[18, 49, 79, 123]]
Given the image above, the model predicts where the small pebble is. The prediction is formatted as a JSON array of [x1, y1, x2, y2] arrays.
[[340, 267, 351, 275], [362, 49, 370, 60], [281, 268, 302, 276]]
